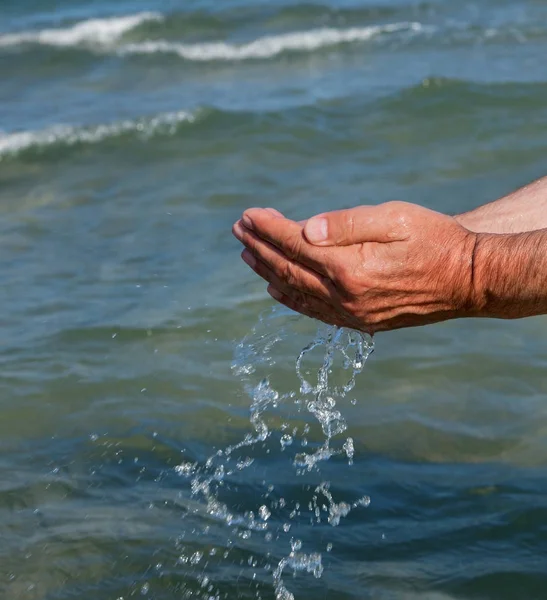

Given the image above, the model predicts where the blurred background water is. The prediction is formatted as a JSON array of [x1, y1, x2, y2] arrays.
[[2, 0, 547, 598]]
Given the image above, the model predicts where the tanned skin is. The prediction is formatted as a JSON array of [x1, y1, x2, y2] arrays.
[[232, 176, 547, 333]]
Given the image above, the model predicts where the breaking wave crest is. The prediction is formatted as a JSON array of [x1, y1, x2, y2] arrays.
[[0, 110, 195, 160], [0, 12, 162, 48], [118, 22, 425, 61], [0, 14, 426, 61], [5, 76, 544, 162]]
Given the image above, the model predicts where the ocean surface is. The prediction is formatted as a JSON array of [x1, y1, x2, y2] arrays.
[[2, 0, 547, 598]]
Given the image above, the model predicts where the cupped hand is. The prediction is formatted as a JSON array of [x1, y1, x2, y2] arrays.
[[232, 202, 478, 333]]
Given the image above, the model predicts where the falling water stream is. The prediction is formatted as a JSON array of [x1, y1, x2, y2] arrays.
[[175, 307, 374, 599]]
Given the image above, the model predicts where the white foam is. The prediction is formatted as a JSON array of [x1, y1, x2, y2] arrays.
[[0, 110, 195, 159], [119, 22, 426, 62], [0, 12, 162, 48]]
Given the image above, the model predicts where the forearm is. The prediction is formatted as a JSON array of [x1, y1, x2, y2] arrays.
[[471, 229, 547, 319], [456, 176, 547, 234]]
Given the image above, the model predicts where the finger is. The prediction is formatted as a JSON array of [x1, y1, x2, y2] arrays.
[[263, 208, 308, 227], [233, 211, 283, 243], [266, 286, 346, 328], [303, 202, 410, 246], [241, 209, 335, 277], [268, 283, 337, 317], [240, 236, 336, 301], [265, 207, 284, 217], [265, 207, 307, 226]]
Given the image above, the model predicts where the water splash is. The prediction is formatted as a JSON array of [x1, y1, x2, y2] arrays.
[[273, 547, 323, 600], [294, 324, 373, 472], [175, 306, 374, 598], [312, 481, 371, 527]]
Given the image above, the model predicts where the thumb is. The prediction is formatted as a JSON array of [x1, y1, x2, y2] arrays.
[[303, 204, 402, 246]]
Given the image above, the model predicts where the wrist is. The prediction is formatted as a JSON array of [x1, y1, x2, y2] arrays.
[[466, 232, 490, 317], [467, 232, 523, 318], [457, 230, 483, 317], [442, 227, 481, 319], [468, 231, 546, 319]]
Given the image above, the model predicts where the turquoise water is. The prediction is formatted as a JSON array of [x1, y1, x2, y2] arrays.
[[2, 0, 547, 598]]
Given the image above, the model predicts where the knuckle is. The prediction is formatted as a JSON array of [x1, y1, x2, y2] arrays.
[[339, 296, 358, 315], [244, 234, 258, 254], [281, 261, 298, 288], [332, 262, 352, 287], [384, 200, 406, 221], [346, 212, 355, 245], [331, 209, 354, 245], [385, 200, 407, 212], [284, 233, 303, 261], [366, 311, 381, 326], [384, 200, 413, 230]]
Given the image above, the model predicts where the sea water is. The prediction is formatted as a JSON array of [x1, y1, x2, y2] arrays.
[[4, 1, 547, 597]]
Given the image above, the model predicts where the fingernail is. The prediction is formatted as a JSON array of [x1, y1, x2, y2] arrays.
[[305, 217, 328, 244], [268, 286, 283, 301], [233, 222, 244, 239], [241, 250, 257, 269], [242, 214, 253, 229]]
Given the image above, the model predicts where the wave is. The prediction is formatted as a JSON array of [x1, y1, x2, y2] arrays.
[[118, 22, 426, 62], [384, 76, 547, 113], [4, 77, 545, 162], [0, 12, 162, 48], [1, 6, 546, 60], [0, 110, 196, 160], [0, 16, 425, 59]]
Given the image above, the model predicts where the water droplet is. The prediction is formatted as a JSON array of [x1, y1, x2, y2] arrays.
[[343, 437, 355, 465], [237, 457, 254, 470], [259, 505, 271, 521], [175, 462, 195, 477], [280, 434, 293, 449]]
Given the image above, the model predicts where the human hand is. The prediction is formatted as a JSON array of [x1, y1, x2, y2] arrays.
[[233, 202, 478, 333]]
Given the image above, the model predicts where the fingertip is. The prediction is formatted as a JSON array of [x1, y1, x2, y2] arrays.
[[267, 285, 284, 301], [244, 207, 295, 232], [242, 207, 269, 229], [232, 220, 244, 240], [241, 249, 257, 269]]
